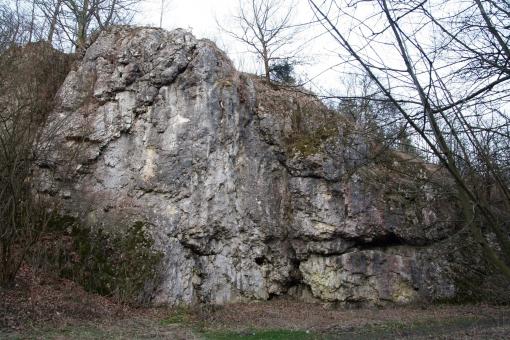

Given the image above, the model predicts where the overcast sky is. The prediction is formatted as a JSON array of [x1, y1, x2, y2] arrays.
[[138, 0, 233, 37], [135, 0, 346, 96]]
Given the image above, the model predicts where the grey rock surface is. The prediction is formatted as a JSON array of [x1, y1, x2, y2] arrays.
[[38, 26, 461, 306]]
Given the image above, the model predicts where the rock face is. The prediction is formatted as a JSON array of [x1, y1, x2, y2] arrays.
[[39, 26, 462, 305]]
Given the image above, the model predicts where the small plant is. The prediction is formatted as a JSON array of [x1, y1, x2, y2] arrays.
[[285, 106, 341, 156], [270, 60, 296, 85]]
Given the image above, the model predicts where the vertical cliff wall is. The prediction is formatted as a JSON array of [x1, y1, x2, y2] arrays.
[[38, 26, 466, 305]]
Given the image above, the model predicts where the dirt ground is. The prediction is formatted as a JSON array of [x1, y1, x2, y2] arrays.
[[190, 299, 510, 339], [1, 266, 510, 339]]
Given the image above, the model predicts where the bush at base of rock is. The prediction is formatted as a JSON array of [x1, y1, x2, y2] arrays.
[[31, 217, 163, 305]]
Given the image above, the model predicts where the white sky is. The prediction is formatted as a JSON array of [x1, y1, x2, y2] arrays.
[[135, 0, 345, 95], [138, 0, 233, 38]]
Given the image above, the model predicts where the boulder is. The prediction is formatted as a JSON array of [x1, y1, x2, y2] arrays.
[[38, 26, 461, 305]]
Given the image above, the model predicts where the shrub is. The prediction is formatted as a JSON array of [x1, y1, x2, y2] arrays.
[[0, 43, 73, 287], [33, 218, 163, 305], [270, 59, 296, 84]]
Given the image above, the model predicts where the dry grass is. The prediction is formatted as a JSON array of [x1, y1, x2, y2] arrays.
[[1, 267, 509, 339], [0, 264, 128, 331], [192, 298, 510, 332]]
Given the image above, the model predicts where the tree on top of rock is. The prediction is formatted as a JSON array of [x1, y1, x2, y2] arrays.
[[35, 0, 141, 50], [220, 0, 303, 82]]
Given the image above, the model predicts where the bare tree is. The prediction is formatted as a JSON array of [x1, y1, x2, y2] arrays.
[[0, 43, 72, 287], [1, 0, 139, 51], [0, 1, 46, 50], [309, 0, 510, 278], [220, 0, 300, 81], [159, 0, 172, 28], [32, 0, 63, 44], [34, 0, 140, 50], [0, 3, 23, 50]]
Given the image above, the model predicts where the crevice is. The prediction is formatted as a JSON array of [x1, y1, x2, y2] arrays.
[[355, 233, 407, 249], [254, 256, 265, 266], [65, 135, 102, 144]]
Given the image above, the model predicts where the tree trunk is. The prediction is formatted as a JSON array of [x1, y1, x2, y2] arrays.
[[47, 0, 62, 43], [28, 1, 36, 43], [262, 44, 270, 81], [76, 0, 89, 50], [160, 0, 164, 28]]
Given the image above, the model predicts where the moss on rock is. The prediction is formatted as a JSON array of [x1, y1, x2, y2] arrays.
[[33, 217, 163, 305]]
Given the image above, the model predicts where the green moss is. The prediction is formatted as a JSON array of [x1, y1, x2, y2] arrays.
[[78, 221, 162, 304], [46, 214, 78, 231], [285, 105, 340, 156], [288, 125, 338, 156], [160, 307, 192, 325], [33, 218, 163, 305], [202, 329, 316, 340]]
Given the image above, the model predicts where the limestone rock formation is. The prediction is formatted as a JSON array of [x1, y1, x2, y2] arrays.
[[38, 26, 462, 306]]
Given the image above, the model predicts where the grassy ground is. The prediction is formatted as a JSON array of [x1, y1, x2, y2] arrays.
[[186, 300, 510, 339], [4, 300, 509, 339], [1, 267, 510, 339]]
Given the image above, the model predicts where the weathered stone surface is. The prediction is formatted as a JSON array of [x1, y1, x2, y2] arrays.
[[300, 250, 419, 304], [38, 26, 462, 306]]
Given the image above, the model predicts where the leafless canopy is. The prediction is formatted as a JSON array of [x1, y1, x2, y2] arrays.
[[39, 0, 140, 49], [221, 0, 301, 81], [0, 44, 72, 286], [0, 0, 140, 51], [309, 0, 510, 279]]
